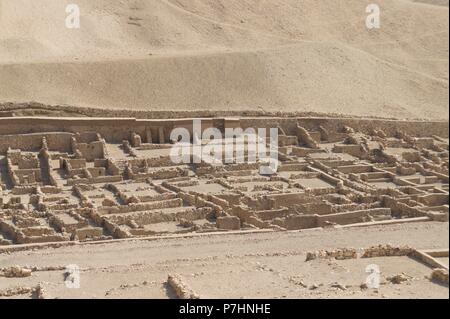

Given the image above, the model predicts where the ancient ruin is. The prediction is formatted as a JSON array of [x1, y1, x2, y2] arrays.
[[0, 116, 447, 247], [0, 0, 448, 302]]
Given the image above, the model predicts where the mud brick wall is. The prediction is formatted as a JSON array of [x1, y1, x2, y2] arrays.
[[256, 208, 291, 220], [0, 133, 73, 154], [75, 141, 104, 161], [0, 118, 140, 142], [105, 207, 211, 226], [1, 117, 448, 145], [0, 118, 215, 144], [316, 208, 391, 226], [265, 193, 320, 210], [281, 214, 319, 230], [238, 117, 449, 138], [98, 198, 183, 215], [75, 227, 104, 240], [295, 118, 449, 138], [67, 175, 122, 186]]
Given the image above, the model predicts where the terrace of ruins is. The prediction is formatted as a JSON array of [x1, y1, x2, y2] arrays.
[[0, 116, 448, 247]]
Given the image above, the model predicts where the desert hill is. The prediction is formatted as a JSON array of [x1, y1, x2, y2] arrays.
[[0, 0, 448, 119]]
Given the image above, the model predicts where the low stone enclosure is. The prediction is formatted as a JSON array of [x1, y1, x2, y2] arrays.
[[305, 245, 449, 287], [0, 116, 448, 246]]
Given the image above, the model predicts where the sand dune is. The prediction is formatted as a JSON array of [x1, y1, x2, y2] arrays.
[[0, 0, 448, 119]]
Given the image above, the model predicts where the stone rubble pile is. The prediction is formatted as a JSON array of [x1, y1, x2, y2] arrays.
[[431, 268, 449, 285], [362, 245, 414, 258], [387, 273, 410, 284], [305, 248, 357, 261], [167, 274, 200, 299], [0, 265, 32, 278]]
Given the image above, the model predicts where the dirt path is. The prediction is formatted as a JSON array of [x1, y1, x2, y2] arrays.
[[0, 221, 448, 298]]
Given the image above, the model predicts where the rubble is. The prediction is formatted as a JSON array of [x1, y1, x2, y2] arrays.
[[167, 274, 200, 299], [387, 273, 410, 284], [306, 248, 357, 261], [0, 266, 32, 278], [330, 282, 347, 290], [0, 286, 33, 297], [362, 245, 414, 258], [431, 269, 449, 285]]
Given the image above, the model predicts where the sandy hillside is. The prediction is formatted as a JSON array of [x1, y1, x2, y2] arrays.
[[0, 0, 448, 119]]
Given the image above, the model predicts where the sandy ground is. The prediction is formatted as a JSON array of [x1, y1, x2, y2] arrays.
[[0, 222, 448, 299], [0, 0, 448, 119]]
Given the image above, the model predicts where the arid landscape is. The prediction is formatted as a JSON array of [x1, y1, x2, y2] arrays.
[[0, 0, 448, 299], [0, 0, 449, 119]]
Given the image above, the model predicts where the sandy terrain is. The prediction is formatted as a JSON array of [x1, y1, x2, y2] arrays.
[[0, 1, 448, 301], [0, 0, 448, 119], [0, 222, 448, 299]]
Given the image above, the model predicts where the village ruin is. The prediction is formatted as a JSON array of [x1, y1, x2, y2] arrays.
[[0, 116, 447, 245], [0, 0, 448, 302], [0, 114, 448, 299]]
